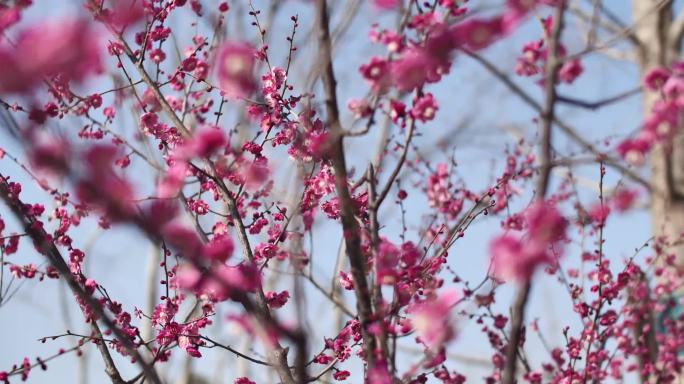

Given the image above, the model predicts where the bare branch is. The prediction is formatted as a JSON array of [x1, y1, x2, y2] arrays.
[[503, 3, 566, 383], [314, 0, 377, 368], [462, 50, 652, 191]]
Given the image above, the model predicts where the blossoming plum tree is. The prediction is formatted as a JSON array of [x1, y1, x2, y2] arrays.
[[1, 0, 684, 383]]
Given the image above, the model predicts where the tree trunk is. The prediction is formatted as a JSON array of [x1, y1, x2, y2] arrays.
[[632, 0, 684, 380], [632, 0, 684, 263]]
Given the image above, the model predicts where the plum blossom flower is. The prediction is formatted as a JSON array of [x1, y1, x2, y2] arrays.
[[644, 66, 670, 91], [174, 262, 261, 302], [265, 290, 290, 309], [162, 220, 204, 259], [410, 92, 438, 122], [0, 19, 101, 94], [410, 289, 462, 350], [389, 99, 406, 123], [451, 17, 504, 51], [157, 162, 188, 198], [391, 48, 436, 92], [559, 59, 584, 84], [489, 201, 567, 282], [616, 137, 650, 166], [215, 41, 256, 98], [611, 189, 638, 212], [376, 239, 400, 285], [333, 370, 350, 380], [588, 203, 610, 227], [75, 145, 135, 220], [347, 98, 372, 118], [96, 0, 145, 31], [203, 235, 234, 263], [191, 126, 227, 157], [359, 56, 390, 92]]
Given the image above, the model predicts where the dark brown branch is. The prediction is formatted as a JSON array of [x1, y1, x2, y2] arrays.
[[556, 86, 642, 110], [503, 3, 566, 383], [200, 336, 272, 366], [372, 118, 416, 210], [314, 0, 377, 368]]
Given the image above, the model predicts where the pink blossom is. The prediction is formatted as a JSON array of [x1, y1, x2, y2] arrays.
[[261, 66, 286, 107], [490, 201, 567, 282], [157, 162, 188, 198], [490, 235, 537, 282], [644, 66, 670, 91], [339, 271, 354, 290], [376, 239, 400, 285], [333, 370, 350, 380], [410, 289, 462, 350], [185, 347, 202, 358], [29, 136, 70, 175], [347, 98, 372, 118], [162, 221, 203, 259], [611, 189, 638, 212], [359, 56, 390, 92], [588, 203, 610, 227], [410, 92, 438, 122], [215, 41, 256, 99], [616, 137, 650, 165], [149, 48, 166, 64], [525, 200, 567, 243], [265, 290, 290, 309], [559, 59, 584, 84], [0, 19, 101, 94], [191, 127, 227, 157], [175, 263, 261, 302], [391, 48, 434, 92], [76, 145, 135, 220], [96, 0, 145, 31], [202, 235, 234, 263], [389, 99, 406, 122], [451, 17, 504, 51]]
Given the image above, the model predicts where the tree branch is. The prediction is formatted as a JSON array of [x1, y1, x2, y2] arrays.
[[503, 3, 566, 383], [314, 0, 377, 368]]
